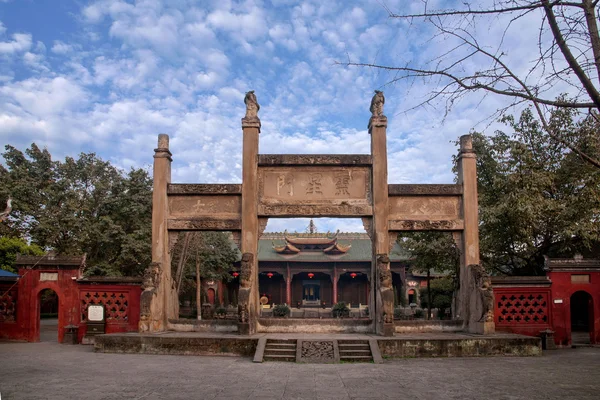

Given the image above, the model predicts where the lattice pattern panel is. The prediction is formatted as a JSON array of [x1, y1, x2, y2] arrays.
[[80, 291, 129, 322], [496, 292, 549, 325], [0, 289, 17, 323]]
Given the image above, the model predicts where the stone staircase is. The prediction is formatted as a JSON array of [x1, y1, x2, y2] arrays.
[[338, 340, 374, 363], [262, 338, 297, 362]]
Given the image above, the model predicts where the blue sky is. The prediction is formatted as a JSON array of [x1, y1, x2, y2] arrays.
[[0, 0, 553, 233]]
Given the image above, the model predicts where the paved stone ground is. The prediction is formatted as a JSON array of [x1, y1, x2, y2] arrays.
[[1, 341, 599, 400]]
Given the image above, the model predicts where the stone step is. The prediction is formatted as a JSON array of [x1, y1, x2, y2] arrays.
[[263, 354, 296, 362], [340, 349, 371, 356], [340, 355, 373, 362], [266, 343, 296, 349], [267, 339, 297, 344], [264, 348, 296, 354]]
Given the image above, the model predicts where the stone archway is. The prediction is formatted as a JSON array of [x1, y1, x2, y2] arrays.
[[146, 92, 489, 336], [571, 290, 594, 345]]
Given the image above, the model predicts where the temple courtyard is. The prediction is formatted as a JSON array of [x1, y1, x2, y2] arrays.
[[0, 340, 599, 400]]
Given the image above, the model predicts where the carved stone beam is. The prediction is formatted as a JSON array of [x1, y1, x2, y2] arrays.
[[361, 217, 373, 239], [168, 232, 179, 254], [258, 218, 269, 237]]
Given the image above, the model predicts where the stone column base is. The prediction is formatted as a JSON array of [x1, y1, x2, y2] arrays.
[[469, 321, 495, 335], [238, 322, 250, 335], [382, 323, 395, 337]]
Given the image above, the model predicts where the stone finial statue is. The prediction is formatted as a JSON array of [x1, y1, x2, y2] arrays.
[[240, 252, 253, 288], [470, 264, 494, 322], [377, 254, 394, 324], [244, 90, 260, 119], [238, 303, 249, 323], [370, 90, 385, 117], [139, 262, 161, 332]]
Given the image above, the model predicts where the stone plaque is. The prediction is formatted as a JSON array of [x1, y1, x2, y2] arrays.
[[258, 166, 372, 216], [40, 272, 58, 281], [87, 305, 105, 322], [168, 195, 241, 218], [388, 196, 460, 220]]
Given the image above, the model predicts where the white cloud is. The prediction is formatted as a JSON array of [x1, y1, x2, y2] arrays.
[[0, 33, 32, 54], [51, 41, 74, 54]]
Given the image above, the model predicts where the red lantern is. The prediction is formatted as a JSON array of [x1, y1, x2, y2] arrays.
[[267, 272, 274, 278], [350, 272, 357, 279], [232, 272, 239, 278], [308, 273, 314, 279]]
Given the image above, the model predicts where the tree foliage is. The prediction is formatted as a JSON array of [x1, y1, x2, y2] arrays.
[[344, 0, 600, 168], [400, 231, 460, 318], [472, 107, 600, 275], [401, 232, 461, 278], [0, 144, 152, 276], [174, 232, 238, 297], [0, 237, 44, 273]]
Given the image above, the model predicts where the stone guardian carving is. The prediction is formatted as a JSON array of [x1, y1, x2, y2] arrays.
[[240, 252, 253, 288], [370, 90, 385, 117], [139, 262, 161, 332], [244, 90, 260, 120], [377, 254, 394, 324], [470, 264, 494, 322]]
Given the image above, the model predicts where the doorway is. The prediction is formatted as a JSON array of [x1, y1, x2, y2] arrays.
[[39, 289, 58, 342], [570, 291, 593, 345]]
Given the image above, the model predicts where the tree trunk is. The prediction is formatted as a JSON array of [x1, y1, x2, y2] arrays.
[[427, 269, 432, 320], [196, 253, 201, 320]]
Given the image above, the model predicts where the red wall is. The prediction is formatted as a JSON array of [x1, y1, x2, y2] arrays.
[[493, 270, 600, 346], [493, 287, 552, 337], [547, 270, 600, 346], [0, 264, 141, 343]]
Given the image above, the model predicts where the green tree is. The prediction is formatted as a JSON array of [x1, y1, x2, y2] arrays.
[[0, 144, 152, 276], [400, 232, 460, 319], [173, 232, 238, 317], [418, 277, 454, 317], [0, 237, 44, 273], [472, 107, 600, 276]]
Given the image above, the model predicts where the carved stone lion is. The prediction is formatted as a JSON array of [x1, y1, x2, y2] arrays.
[[244, 90, 260, 119], [370, 90, 385, 117], [470, 264, 494, 322], [240, 253, 253, 288]]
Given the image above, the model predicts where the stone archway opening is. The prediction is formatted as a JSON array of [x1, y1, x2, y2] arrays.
[[39, 288, 59, 342], [571, 290, 593, 345]]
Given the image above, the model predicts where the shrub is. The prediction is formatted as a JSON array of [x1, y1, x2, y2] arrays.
[[414, 309, 424, 319], [332, 302, 350, 318], [273, 304, 290, 317], [215, 306, 227, 316]]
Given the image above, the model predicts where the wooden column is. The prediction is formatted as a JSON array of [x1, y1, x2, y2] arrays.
[[369, 113, 393, 336], [239, 116, 260, 335], [286, 264, 291, 305], [333, 264, 338, 305], [457, 135, 493, 334], [143, 134, 178, 332]]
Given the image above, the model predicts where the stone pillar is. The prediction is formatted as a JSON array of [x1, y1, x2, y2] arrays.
[[140, 134, 178, 333], [238, 113, 260, 335], [333, 265, 338, 305], [456, 135, 494, 334], [286, 265, 291, 305], [369, 111, 393, 336]]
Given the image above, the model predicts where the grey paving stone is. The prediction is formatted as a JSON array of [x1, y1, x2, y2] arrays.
[[0, 342, 599, 400]]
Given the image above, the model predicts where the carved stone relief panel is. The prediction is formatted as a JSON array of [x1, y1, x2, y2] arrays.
[[300, 341, 335, 363], [388, 196, 460, 220]]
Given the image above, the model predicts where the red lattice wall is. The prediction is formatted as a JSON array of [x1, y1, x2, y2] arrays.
[[0, 288, 17, 323], [80, 291, 130, 322], [494, 288, 552, 337]]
